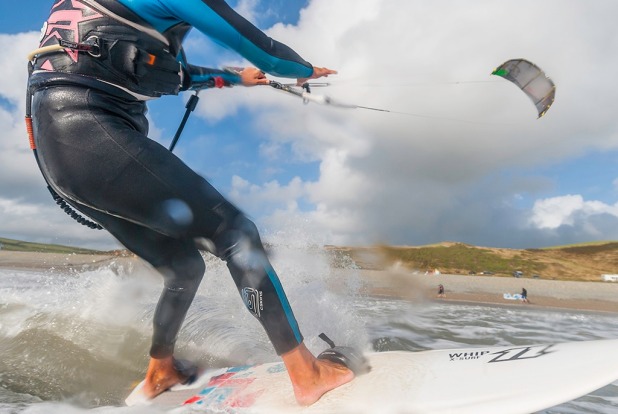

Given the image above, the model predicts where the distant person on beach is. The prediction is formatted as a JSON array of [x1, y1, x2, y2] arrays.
[[437, 284, 446, 298], [521, 288, 529, 303]]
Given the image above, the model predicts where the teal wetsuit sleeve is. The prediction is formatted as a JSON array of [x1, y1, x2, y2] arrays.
[[185, 65, 241, 90], [117, 0, 314, 79], [176, 51, 241, 89]]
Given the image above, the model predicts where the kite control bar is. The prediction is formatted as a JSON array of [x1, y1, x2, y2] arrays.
[[268, 81, 338, 106], [267, 80, 390, 112]]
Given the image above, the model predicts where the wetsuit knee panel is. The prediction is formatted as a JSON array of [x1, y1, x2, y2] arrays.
[[212, 212, 261, 262], [157, 248, 205, 290]]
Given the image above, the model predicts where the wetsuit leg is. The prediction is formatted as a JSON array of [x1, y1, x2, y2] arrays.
[[210, 207, 303, 354], [68, 201, 205, 358], [32, 85, 302, 356]]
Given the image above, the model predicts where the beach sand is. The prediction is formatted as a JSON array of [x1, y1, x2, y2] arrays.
[[356, 268, 618, 313], [0, 251, 122, 271], [2, 251, 618, 313]]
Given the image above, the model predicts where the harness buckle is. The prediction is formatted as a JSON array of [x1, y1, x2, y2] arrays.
[[58, 36, 101, 57]]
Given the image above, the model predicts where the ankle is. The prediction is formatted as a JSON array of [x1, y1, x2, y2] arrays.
[[281, 343, 355, 405], [143, 356, 182, 398], [281, 343, 317, 379]]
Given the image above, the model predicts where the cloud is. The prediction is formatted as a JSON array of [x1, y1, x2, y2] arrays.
[[0, 33, 60, 206], [530, 195, 618, 230], [0, 32, 36, 106], [217, 0, 618, 247], [234, 0, 261, 25], [229, 174, 306, 210], [0, 196, 118, 249], [0, 32, 119, 249], [2, 1, 618, 250]]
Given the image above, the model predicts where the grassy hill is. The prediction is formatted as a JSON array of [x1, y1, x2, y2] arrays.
[[0, 237, 107, 255], [3, 237, 617, 282], [329, 241, 618, 282]]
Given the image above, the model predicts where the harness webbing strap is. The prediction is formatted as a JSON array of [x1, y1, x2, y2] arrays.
[[25, 117, 35, 150], [32, 0, 182, 97]]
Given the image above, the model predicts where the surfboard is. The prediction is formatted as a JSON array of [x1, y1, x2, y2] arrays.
[[126, 339, 618, 414], [503, 293, 523, 300]]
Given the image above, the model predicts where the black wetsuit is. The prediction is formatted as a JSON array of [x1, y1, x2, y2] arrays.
[[29, 0, 313, 358]]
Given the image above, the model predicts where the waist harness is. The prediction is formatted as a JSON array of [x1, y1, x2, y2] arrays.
[[25, 0, 234, 230], [31, 0, 183, 97]]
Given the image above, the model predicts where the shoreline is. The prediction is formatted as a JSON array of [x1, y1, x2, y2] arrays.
[[355, 269, 618, 314], [3, 251, 618, 313], [431, 293, 618, 314], [0, 251, 124, 271]]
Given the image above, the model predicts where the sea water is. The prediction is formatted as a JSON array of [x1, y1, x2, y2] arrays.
[[1, 247, 617, 414]]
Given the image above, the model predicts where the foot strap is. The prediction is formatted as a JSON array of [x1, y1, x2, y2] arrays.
[[317, 333, 371, 375], [173, 358, 199, 385]]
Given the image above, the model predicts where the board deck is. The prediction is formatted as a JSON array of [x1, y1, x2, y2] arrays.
[[126, 339, 618, 414]]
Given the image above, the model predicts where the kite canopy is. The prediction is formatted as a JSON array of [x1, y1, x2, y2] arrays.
[[492, 59, 556, 118]]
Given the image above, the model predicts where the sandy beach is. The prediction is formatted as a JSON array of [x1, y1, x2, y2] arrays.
[[0, 250, 122, 271], [2, 250, 618, 313], [357, 268, 618, 313]]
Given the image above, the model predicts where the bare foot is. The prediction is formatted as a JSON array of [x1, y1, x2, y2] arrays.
[[282, 343, 355, 406], [142, 356, 185, 398]]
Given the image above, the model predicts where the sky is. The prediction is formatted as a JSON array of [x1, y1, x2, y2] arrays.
[[1, 0, 618, 251]]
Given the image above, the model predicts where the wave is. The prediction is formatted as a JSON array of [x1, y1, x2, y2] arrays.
[[0, 247, 366, 410], [2, 247, 618, 413]]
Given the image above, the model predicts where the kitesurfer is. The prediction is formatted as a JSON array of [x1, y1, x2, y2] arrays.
[[27, 0, 362, 405]]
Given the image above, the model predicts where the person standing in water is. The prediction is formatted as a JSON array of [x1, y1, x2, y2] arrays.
[[27, 0, 365, 405]]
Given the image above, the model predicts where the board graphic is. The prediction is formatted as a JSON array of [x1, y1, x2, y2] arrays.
[[127, 339, 618, 414]]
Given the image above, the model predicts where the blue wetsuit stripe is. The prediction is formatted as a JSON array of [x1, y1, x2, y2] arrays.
[[264, 264, 303, 344], [116, 0, 313, 78]]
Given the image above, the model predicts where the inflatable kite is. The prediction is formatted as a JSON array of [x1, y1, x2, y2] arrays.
[[492, 59, 556, 118]]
